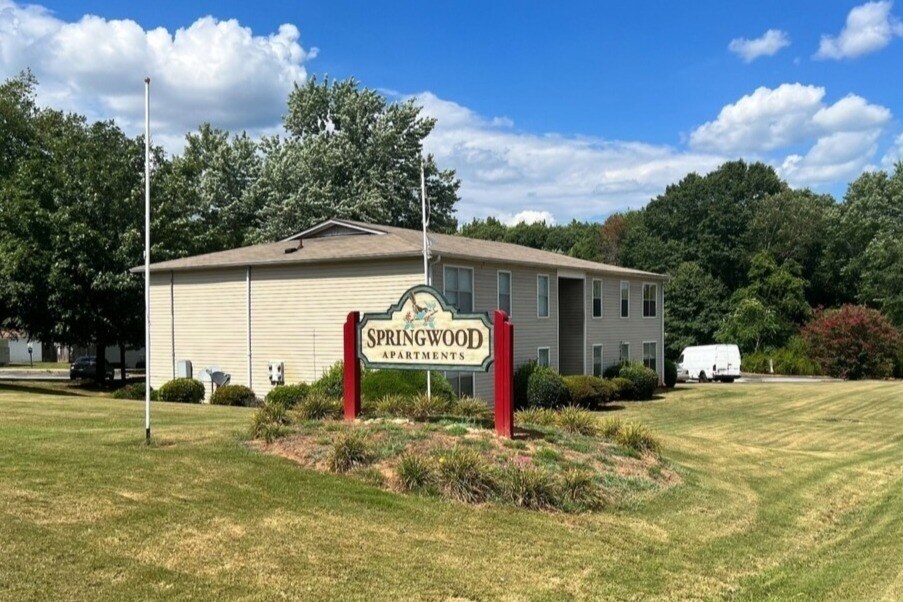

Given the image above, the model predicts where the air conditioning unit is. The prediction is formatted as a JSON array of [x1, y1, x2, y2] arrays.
[[176, 360, 192, 379], [268, 361, 284, 385]]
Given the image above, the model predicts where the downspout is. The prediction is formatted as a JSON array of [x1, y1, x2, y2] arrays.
[[428, 254, 442, 286], [247, 266, 252, 388]]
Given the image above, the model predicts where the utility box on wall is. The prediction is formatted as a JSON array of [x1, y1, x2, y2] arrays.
[[176, 360, 192, 379], [268, 361, 284, 385]]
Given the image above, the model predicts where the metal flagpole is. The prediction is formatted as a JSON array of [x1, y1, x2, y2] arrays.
[[144, 77, 152, 444], [421, 158, 431, 400]]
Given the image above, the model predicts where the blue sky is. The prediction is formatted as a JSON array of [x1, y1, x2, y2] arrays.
[[3, 0, 903, 223]]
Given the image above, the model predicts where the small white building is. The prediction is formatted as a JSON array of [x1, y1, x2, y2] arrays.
[[140, 219, 668, 403]]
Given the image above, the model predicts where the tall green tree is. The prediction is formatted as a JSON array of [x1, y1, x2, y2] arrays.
[[251, 77, 459, 241], [664, 262, 729, 358]]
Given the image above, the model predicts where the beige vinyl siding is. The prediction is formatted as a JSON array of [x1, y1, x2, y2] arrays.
[[433, 259, 558, 402], [584, 276, 664, 382], [170, 269, 248, 397], [249, 259, 422, 395], [148, 272, 174, 389]]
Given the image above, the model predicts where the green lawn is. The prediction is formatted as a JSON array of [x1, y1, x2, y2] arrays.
[[2, 381, 902, 601]]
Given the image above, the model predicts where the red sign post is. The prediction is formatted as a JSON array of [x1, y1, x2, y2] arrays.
[[343, 311, 361, 420]]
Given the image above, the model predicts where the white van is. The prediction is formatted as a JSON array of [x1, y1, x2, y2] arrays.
[[677, 344, 741, 383]]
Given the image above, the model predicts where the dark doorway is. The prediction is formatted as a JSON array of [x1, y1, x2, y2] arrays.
[[558, 277, 584, 375]]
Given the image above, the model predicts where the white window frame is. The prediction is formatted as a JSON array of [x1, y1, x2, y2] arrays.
[[443, 264, 475, 313], [537, 274, 550, 319], [619, 341, 630, 364], [497, 270, 512, 317], [537, 346, 551, 367], [592, 344, 603, 377], [643, 282, 658, 319], [592, 278, 603, 319], [643, 341, 657, 371], [620, 280, 630, 319]]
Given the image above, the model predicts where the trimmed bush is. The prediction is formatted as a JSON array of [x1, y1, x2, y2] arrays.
[[616, 421, 661, 454], [527, 367, 571, 408], [296, 394, 342, 420], [603, 362, 627, 379], [513, 360, 539, 409], [396, 452, 435, 492], [563, 375, 614, 409], [609, 377, 634, 400], [265, 383, 309, 410], [112, 382, 157, 401], [664, 359, 677, 388], [310, 361, 345, 398], [618, 364, 659, 401], [158, 378, 205, 403], [502, 466, 558, 510], [210, 384, 258, 407], [328, 430, 373, 473], [452, 397, 492, 421], [362, 369, 454, 401], [436, 447, 496, 503], [555, 406, 597, 436], [802, 305, 902, 379], [515, 407, 557, 427]]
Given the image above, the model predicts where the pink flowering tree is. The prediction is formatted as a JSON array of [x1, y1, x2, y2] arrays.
[[801, 305, 902, 379]]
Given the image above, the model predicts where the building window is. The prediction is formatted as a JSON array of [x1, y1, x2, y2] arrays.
[[445, 371, 475, 398], [537, 275, 550, 318], [620, 281, 630, 318], [643, 342, 657, 372], [592, 344, 603, 377], [619, 341, 630, 364], [498, 271, 511, 315], [537, 347, 550, 367], [592, 279, 602, 318], [643, 283, 658, 318], [444, 266, 473, 313]]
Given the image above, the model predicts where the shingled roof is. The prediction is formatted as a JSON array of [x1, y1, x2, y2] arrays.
[[138, 219, 667, 279]]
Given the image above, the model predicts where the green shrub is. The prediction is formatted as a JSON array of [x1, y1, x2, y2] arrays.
[[210, 384, 258, 407], [664, 359, 677, 388], [451, 397, 492, 421], [112, 382, 157, 400], [555, 406, 597, 435], [603, 362, 627, 379], [328, 430, 373, 473], [502, 465, 558, 509], [562, 375, 614, 409], [297, 394, 342, 420], [396, 452, 435, 492], [559, 469, 604, 512], [158, 378, 205, 403], [618, 364, 659, 401], [609, 377, 634, 401], [436, 448, 496, 503], [598, 416, 623, 438], [362, 369, 454, 401], [250, 404, 289, 443], [743, 338, 822, 376], [265, 383, 309, 409], [616, 421, 661, 454], [310, 361, 345, 398], [513, 360, 539, 409], [527, 367, 570, 408], [514, 407, 557, 427]]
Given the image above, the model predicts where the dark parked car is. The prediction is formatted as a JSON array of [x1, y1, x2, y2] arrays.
[[69, 356, 114, 381]]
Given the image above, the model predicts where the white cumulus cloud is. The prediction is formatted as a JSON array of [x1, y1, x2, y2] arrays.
[[500, 210, 556, 226], [0, 0, 315, 148], [728, 29, 791, 62], [815, 0, 903, 59]]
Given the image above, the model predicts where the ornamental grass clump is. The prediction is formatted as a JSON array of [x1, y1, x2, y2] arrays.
[[616, 421, 661, 455], [559, 469, 604, 512], [452, 397, 492, 421], [514, 407, 557, 427], [555, 406, 597, 436], [328, 430, 374, 473], [296, 394, 342, 420], [396, 452, 436, 492], [408, 393, 451, 419], [435, 447, 496, 503], [250, 404, 289, 443], [503, 465, 558, 510], [375, 394, 412, 417], [598, 416, 624, 439]]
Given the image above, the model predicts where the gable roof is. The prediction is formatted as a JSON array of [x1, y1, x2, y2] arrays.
[[137, 218, 667, 279]]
